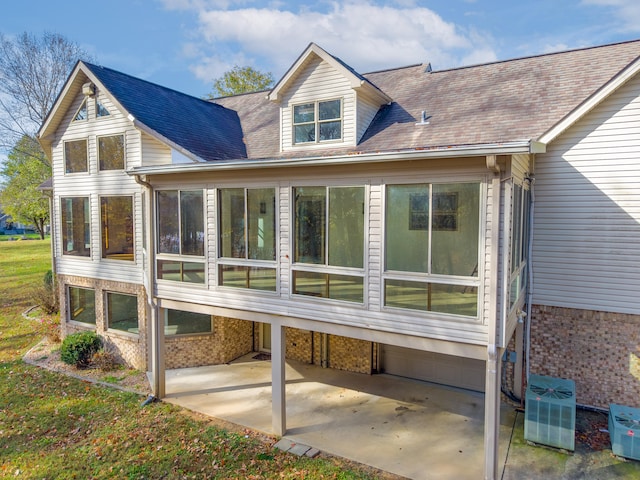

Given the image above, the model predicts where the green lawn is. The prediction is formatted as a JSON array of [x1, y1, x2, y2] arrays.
[[0, 239, 385, 479]]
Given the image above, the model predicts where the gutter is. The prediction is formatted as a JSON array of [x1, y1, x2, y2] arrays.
[[127, 140, 540, 176]]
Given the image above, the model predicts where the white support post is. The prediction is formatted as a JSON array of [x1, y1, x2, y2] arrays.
[[271, 321, 286, 436], [484, 344, 504, 480]]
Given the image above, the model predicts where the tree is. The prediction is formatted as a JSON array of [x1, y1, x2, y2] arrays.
[[0, 135, 50, 238], [0, 32, 92, 164], [206, 65, 274, 98]]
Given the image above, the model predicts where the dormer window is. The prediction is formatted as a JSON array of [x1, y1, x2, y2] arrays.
[[293, 99, 342, 144]]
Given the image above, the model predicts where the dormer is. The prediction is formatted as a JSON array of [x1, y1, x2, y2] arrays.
[[268, 43, 391, 152]]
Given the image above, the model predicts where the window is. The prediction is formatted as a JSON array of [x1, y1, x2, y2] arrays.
[[98, 134, 125, 170], [384, 182, 480, 317], [61, 197, 90, 257], [101, 196, 134, 261], [164, 309, 212, 336], [218, 188, 276, 291], [73, 99, 88, 121], [509, 183, 530, 310], [64, 139, 88, 174], [156, 190, 205, 283], [96, 99, 110, 117], [293, 99, 342, 144], [68, 287, 95, 325], [293, 186, 364, 302], [106, 292, 138, 334]]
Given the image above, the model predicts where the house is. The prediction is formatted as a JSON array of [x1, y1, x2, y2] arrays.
[[37, 40, 640, 479]]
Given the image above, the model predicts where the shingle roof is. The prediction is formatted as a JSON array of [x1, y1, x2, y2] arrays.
[[214, 39, 640, 160], [84, 62, 247, 161]]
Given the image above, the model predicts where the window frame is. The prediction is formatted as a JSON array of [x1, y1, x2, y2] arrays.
[[155, 188, 206, 285], [73, 99, 88, 122], [291, 184, 366, 304], [97, 134, 125, 171], [163, 308, 213, 337], [292, 98, 343, 145], [100, 195, 135, 262], [60, 196, 91, 257], [63, 138, 89, 174], [508, 181, 531, 312], [67, 286, 96, 327], [105, 291, 139, 336], [217, 186, 278, 292], [381, 179, 484, 319]]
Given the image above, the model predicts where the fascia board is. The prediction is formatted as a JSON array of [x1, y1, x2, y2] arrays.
[[128, 140, 533, 176]]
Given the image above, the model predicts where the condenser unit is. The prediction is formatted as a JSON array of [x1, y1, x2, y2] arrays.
[[524, 374, 576, 451], [609, 403, 640, 461]]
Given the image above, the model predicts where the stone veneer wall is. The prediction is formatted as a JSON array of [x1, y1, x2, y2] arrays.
[[529, 304, 640, 409], [59, 274, 147, 370]]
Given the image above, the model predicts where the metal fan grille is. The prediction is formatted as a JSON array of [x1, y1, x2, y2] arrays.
[[614, 414, 640, 431], [529, 384, 574, 399]]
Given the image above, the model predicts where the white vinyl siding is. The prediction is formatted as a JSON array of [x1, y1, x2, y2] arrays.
[[141, 133, 172, 166], [51, 89, 144, 284], [281, 57, 356, 151], [533, 73, 640, 314], [356, 91, 383, 142]]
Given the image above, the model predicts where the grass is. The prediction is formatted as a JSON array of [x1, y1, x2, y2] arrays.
[[0, 239, 385, 479]]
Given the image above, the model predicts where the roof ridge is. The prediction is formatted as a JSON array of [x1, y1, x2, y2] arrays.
[[82, 61, 217, 107], [430, 38, 640, 74]]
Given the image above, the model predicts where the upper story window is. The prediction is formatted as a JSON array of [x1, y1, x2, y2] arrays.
[[383, 182, 480, 317], [292, 185, 364, 303], [96, 99, 110, 117], [98, 134, 125, 171], [64, 139, 88, 174], [218, 188, 277, 291], [73, 99, 88, 122], [61, 197, 90, 257], [101, 196, 134, 261], [293, 99, 342, 144], [156, 190, 205, 284]]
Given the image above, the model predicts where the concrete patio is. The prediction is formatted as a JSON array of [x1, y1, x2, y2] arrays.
[[162, 354, 514, 479]]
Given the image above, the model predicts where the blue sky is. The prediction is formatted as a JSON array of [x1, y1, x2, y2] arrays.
[[1, 0, 640, 98]]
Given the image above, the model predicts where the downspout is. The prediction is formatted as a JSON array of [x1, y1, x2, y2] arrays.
[[134, 174, 164, 398], [525, 174, 536, 383], [484, 155, 502, 480]]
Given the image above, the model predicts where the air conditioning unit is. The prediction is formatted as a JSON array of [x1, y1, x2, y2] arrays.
[[524, 374, 576, 451], [608, 403, 640, 461]]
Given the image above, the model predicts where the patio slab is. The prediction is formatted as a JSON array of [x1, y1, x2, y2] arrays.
[[163, 354, 513, 479]]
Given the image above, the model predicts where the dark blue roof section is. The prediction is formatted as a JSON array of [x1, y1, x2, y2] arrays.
[[84, 62, 247, 161]]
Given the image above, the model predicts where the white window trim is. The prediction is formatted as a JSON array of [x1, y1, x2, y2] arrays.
[[97, 133, 126, 172], [291, 98, 343, 146], [63, 138, 89, 175]]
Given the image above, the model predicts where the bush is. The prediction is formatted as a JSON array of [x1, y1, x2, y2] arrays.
[[32, 270, 59, 315], [91, 348, 120, 371], [60, 331, 102, 368]]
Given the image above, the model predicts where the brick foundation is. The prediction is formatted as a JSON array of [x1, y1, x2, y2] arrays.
[[59, 274, 147, 370], [530, 304, 640, 409]]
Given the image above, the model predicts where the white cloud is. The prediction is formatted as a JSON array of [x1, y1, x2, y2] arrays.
[[167, 0, 497, 81], [582, 0, 640, 32]]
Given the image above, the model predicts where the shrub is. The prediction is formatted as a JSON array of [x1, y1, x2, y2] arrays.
[[60, 331, 102, 368], [91, 348, 120, 371], [31, 270, 59, 315]]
